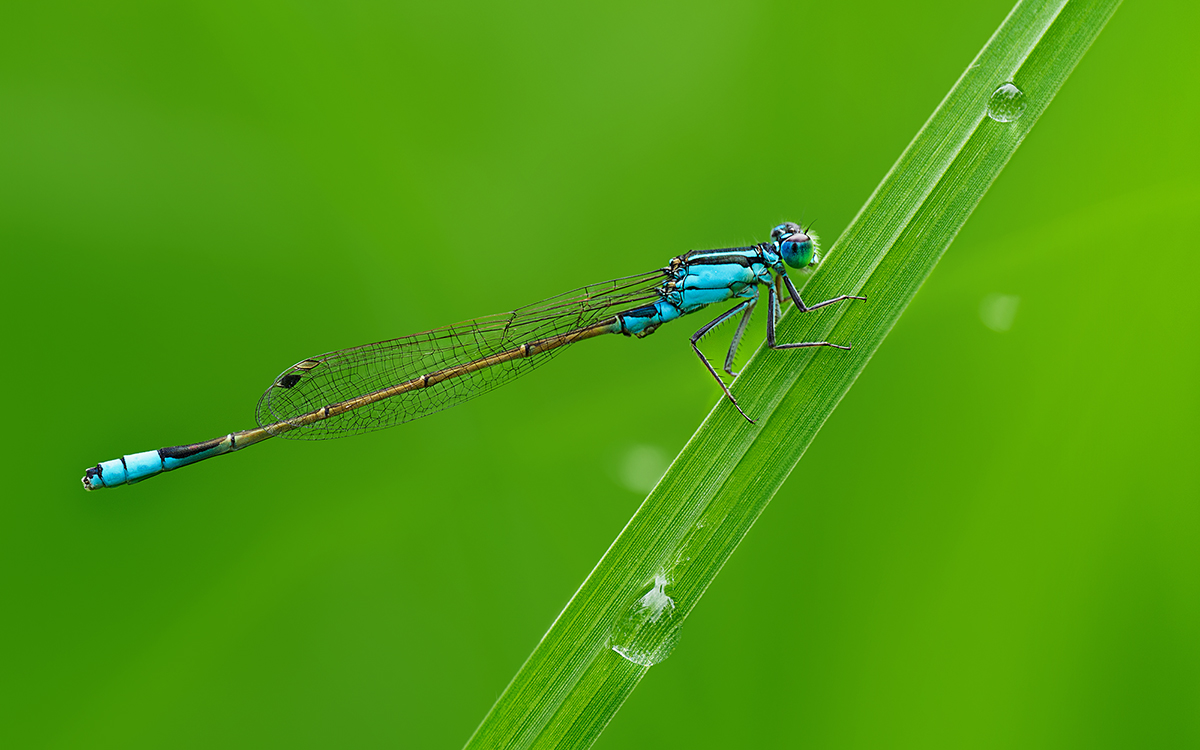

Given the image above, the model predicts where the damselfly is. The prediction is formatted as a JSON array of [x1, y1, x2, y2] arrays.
[[82, 223, 864, 490]]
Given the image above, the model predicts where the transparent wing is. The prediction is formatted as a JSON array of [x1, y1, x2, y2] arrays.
[[256, 268, 669, 439]]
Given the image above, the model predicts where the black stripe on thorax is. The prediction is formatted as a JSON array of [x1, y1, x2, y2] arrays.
[[682, 245, 766, 266]]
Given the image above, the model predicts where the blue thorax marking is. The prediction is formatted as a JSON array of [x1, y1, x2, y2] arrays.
[[618, 244, 784, 337]]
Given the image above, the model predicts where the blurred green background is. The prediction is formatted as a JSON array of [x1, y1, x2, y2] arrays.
[[2, 0, 1197, 747]]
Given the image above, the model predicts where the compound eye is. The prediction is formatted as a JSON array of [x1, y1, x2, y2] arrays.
[[780, 233, 816, 269]]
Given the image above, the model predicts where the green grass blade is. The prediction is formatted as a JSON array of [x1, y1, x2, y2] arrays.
[[466, 1, 1121, 747]]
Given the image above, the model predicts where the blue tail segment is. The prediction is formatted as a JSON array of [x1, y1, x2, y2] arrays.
[[82, 435, 237, 490]]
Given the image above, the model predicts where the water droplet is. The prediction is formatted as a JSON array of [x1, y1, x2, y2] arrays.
[[986, 82, 1026, 123], [610, 573, 682, 666], [979, 293, 1020, 332], [617, 444, 669, 493]]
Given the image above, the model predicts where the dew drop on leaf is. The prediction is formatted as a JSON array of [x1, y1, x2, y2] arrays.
[[610, 573, 682, 666], [987, 82, 1027, 123]]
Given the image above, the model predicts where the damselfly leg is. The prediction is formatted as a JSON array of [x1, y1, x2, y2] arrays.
[[691, 299, 757, 423], [724, 298, 757, 377], [780, 273, 867, 313], [766, 282, 853, 352]]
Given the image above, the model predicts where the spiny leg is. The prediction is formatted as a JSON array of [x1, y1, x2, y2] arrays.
[[723, 297, 756, 377], [781, 273, 866, 313], [767, 283, 851, 351], [691, 299, 756, 423]]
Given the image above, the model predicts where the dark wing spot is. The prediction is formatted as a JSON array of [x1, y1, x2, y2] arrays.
[[278, 373, 303, 388]]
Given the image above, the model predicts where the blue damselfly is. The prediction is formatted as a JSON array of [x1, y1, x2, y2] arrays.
[[82, 223, 863, 489]]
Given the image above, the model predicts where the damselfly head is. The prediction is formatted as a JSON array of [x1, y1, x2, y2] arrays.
[[772, 222, 820, 269]]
